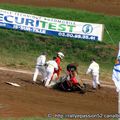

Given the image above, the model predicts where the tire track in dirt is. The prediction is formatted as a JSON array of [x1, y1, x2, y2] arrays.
[[0, 67, 115, 89]]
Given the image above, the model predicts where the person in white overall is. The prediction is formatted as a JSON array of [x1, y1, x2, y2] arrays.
[[33, 52, 47, 83], [44, 57, 58, 87], [86, 58, 101, 89], [112, 56, 120, 92]]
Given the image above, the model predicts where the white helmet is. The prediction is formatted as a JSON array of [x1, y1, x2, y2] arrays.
[[57, 52, 64, 59]]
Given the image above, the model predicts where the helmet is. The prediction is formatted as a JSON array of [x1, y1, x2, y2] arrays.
[[57, 52, 64, 59]]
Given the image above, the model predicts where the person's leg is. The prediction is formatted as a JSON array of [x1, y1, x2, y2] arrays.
[[96, 74, 101, 89], [45, 70, 53, 87], [39, 66, 46, 82], [56, 69, 61, 80], [92, 75, 97, 89], [73, 83, 86, 94], [33, 68, 39, 82]]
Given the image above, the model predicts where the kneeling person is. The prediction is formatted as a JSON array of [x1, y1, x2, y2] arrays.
[[66, 63, 86, 93]]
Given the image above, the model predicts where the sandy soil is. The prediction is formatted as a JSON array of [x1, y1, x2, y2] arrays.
[[0, 0, 119, 119], [0, 0, 120, 16], [0, 69, 118, 119]]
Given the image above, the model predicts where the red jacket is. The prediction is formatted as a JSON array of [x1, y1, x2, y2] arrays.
[[55, 57, 61, 70], [54, 57, 62, 79]]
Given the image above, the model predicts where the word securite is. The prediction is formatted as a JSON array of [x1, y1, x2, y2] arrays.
[[0, 14, 75, 32]]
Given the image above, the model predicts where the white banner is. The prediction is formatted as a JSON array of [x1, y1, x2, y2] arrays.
[[0, 9, 104, 41]]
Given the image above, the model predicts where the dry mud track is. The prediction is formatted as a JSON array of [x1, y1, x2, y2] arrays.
[[0, 0, 119, 119], [0, 68, 118, 119], [0, 0, 120, 16]]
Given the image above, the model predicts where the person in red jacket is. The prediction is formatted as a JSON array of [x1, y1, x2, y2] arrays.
[[54, 52, 64, 80], [66, 63, 79, 85], [66, 63, 86, 93]]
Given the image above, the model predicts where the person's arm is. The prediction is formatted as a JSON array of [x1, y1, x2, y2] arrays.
[[56, 58, 62, 70], [55, 64, 58, 71], [86, 64, 92, 74], [45, 61, 49, 66]]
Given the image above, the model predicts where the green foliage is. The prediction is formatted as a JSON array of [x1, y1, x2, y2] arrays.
[[0, 3, 119, 72]]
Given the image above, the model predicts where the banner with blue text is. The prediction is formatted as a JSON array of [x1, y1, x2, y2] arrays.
[[0, 9, 104, 41]]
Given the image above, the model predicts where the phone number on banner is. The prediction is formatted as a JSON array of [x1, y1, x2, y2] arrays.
[[58, 32, 98, 40]]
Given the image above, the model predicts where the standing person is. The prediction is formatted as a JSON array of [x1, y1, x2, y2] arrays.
[[44, 57, 58, 87], [53, 52, 64, 80], [86, 58, 101, 90], [33, 52, 47, 83]]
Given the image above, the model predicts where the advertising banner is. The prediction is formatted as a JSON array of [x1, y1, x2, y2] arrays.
[[0, 9, 104, 41]]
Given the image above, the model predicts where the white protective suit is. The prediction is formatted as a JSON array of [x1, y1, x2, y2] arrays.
[[33, 55, 46, 82], [44, 60, 58, 87], [112, 61, 120, 92], [86, 61, 100, 89]]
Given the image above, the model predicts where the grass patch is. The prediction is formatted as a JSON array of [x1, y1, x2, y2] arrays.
[[0, 4, 119, 82]]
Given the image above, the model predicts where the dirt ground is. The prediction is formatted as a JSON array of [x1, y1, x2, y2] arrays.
[[0, 0, 120, 16], [0, 0, 119, 119], [0, 69, 118, 119]]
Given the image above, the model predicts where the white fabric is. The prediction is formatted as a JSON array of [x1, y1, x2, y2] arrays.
[[117, 49, 120, 59], [36, 55, 46, 66], [112, 68, 120, 92], [112, 49, 120, 92], [33, 66, 46, 82], [86, 61, 100, 88], [33, 55, 46, 82], [45, 60, 58, 87], [86, 61, 99, 75], [92, 74, 100, 88]]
